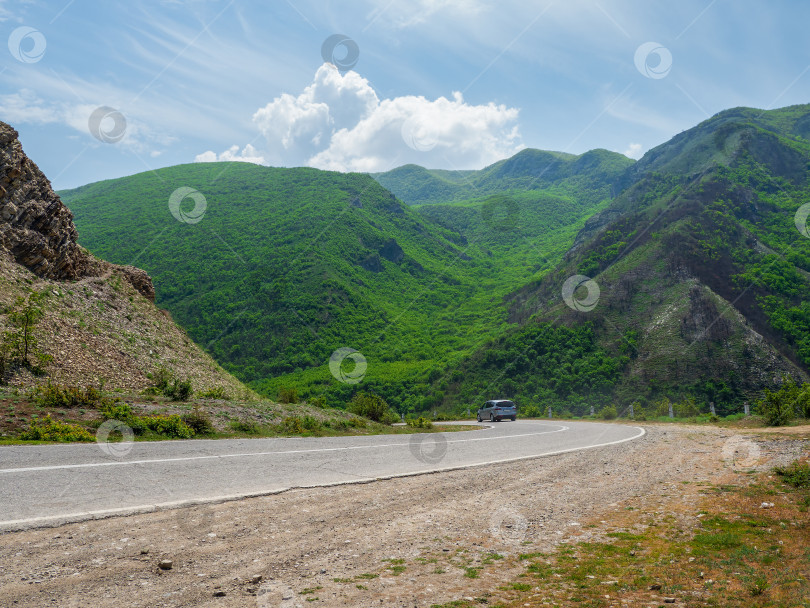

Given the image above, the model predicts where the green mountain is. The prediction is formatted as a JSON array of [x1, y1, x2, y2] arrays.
[[373, 148, 633, 206], [439, 104, 810, 416], [60, 159, 613, 410]]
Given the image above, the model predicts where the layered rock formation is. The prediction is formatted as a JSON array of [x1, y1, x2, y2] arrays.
[[0, 121, 154, 300]]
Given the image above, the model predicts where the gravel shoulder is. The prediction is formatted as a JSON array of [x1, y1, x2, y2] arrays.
[[1, 424, 807, 607]]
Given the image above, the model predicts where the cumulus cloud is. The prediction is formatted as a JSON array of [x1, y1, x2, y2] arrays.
[[207, 64, 523, 172], [623, 142, 643, 159], [194, 144, 265, 165]]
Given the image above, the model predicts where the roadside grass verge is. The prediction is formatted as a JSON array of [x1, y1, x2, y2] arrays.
[[432, 460, 810, 608], [0, 388, 476, 444]]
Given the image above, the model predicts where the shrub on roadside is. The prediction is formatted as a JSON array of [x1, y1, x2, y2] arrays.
[[277, 415, 322, 434], [144, 366, 193, 401], [19, 414, 94, 442], [406, 416, 433, 429], [34, 383, 104, 409], [230, 419, 262, 434], [599, 405, 617, 420], [521, 405, 543, 418], [141, 414, 194, 438], [756, 376, 807, 426], [349, 392, 394, 423], [100, 402, 145, 433], [182, 407, 215, 435]]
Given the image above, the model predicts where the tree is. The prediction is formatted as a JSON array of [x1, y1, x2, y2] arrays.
[[8, 292, 46, 365], [756, 376, 807, 426]]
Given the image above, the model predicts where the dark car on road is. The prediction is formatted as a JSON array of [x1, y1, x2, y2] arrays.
[[477, 399, 517, 422]]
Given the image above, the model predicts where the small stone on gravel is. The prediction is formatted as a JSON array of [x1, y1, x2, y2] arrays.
[[158, 560, 173, 570]]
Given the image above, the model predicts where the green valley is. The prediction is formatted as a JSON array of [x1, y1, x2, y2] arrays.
[[60, 153, 620, 413], [61, 105, 810, 418]]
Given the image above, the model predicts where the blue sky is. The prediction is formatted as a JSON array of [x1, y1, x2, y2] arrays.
[[1, 0, 809, 189]]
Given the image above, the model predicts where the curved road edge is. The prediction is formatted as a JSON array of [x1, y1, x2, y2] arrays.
[[0, 423, 646, 533]]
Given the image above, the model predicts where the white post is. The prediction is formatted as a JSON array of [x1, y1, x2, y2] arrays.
[[668, 402, 674, 418], [629, 403, 634, 418], [590, 405, 595, 417], [548, 406, 552, 419], [710, 402, 716, 416], [744, 402, 750, 416]]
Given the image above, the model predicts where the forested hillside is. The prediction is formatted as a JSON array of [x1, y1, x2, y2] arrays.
[[61, 161, 610, 411], [440, 105, 810, 416]]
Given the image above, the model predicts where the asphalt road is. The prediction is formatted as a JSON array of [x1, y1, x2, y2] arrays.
[[0, 420, 644, 531]]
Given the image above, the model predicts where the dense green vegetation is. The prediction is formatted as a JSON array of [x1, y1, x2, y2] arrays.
[[61, 106, 810, 417], [61, 157, 613, 410], [440, 104, 810, 415]]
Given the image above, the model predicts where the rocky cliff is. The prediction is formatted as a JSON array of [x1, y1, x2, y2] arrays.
[[0, 121, 154, 300], [0, 121, 243, 393]]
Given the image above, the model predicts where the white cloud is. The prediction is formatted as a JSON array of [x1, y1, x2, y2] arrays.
[[228, 63, 522, 172], [623, 143, 643, 159], [194, 144, 265, 165], [0, 89, 174, 153]]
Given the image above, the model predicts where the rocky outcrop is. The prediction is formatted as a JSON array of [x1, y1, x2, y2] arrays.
[[0, 123, 88, 280], [0, 121, 155, 300]]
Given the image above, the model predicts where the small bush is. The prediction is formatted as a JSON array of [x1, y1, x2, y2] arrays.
[[301, 415, 321, 431], [100, 402, 145, 433], [406, 416, 433, 429], [198, 387, 230, 400], [182, 407, 215, 435], [19, 414, 94, 442], [142, 415, 194, 438], [164, 379, 193, 402], [278, 416, 304, 434], [349, 392, 392, 423], [521, 405, 543, 418], [34, 383, 103, 409], [599, 405, 617, 420], [144, 367, 192, 401], [230, 419, 262, 434], [774, 460, 810, 488], [147, 366, 174, 392], [278, 387, 299, 404]]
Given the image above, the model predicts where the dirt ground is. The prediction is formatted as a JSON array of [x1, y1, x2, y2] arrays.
[[1, 424, 807, 608]]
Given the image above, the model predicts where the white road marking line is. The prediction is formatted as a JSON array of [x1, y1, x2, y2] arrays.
[[0, 426, 646, 530], [0, 425, 569, 474]]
